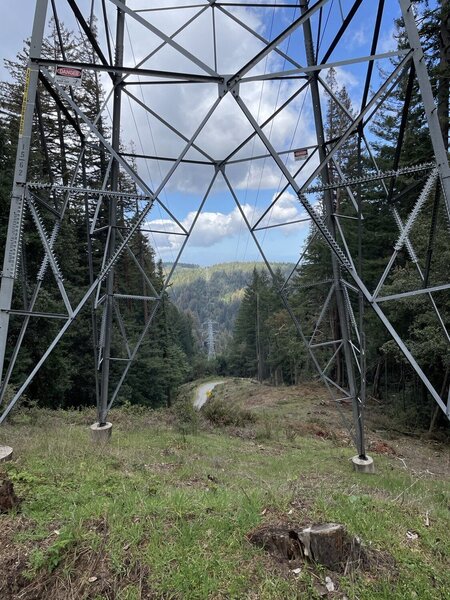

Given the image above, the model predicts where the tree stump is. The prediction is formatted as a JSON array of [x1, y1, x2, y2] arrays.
[[308, 523, 348, 570], [249, 522, 365, 572], [0, 477, 20, 513], [248, 526, 304, 561]]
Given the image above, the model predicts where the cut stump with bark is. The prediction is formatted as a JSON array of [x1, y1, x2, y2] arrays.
[[248, 526, 304, 561], [308, 523, 355, 570], [0, 478, 20, 513], [249, 522, 365, 572]]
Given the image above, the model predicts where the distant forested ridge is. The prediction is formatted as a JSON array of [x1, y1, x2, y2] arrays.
[[167, 262, 294, 354]]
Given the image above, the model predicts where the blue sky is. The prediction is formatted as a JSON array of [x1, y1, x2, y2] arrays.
[[1, 1, 410, 266]]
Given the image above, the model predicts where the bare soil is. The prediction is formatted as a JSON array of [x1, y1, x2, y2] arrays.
[[0, 516, 153, 600]]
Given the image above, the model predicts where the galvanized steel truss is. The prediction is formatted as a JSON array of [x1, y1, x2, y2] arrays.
[[0, 0, 449, 454]]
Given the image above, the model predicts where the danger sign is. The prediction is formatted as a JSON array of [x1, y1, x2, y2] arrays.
[[55, 65, 83, 88], [294, 148, 308, 161]]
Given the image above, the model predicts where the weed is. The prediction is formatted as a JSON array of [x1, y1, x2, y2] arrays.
[[28, 529, 77, 574], [255, 416, 277, 441], [284, 424, 297, 442]]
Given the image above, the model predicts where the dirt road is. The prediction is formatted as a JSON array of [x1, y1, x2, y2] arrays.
[[194, 380, 225, 409]]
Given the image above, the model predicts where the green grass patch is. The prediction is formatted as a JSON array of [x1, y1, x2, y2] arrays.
[[0, 395, 448, 599]]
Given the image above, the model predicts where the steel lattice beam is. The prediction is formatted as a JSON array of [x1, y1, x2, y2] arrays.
[[0, 0, 448, 444]]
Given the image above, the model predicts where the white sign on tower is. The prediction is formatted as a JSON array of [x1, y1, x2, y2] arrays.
[[294, 148, 308, 161], [55, 66, 83, 88]]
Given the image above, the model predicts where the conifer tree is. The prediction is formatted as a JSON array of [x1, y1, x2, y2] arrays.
[[0, 20, 196, 410]]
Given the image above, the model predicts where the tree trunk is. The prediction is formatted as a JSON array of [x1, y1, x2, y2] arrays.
[[330, 308, 342, 386], [373, 358, 382, 399], [56, 107, 68, 186], [438, 2, 450, 150], [429, 364, 449, 433]]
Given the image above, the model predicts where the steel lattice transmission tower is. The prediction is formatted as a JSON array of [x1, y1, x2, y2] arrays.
[[0, 0, 449, 460], [204, 319, 217, 360]]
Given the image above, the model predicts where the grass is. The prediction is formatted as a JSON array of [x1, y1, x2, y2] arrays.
[[0, 383, 449, 599]]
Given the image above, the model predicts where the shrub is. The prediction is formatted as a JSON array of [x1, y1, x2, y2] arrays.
[[202, 397, 256, 427], [173, 396, 200, 435]]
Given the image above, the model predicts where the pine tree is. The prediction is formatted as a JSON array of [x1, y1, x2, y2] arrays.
[[0, 20, 196, 410], [229, 268, 286, 382]]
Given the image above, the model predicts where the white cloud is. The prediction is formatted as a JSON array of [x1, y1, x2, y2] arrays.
[[102, 5, 315, 194], [144, 204, 252, 253], [348, 25, 367, 48], [266, 191, 303, 225], [379, 27, 397, 54], [334, 67, 358, 90], [145, 190, 310, 255]]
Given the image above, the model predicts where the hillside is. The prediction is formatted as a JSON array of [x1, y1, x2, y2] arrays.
[[166, 262, 294, 353], [0, 380, 449, 599]]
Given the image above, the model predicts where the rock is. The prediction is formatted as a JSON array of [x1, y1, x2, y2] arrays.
[[325, 576, 335, 592]]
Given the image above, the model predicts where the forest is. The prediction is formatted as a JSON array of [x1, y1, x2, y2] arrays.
[[223, 1, 450, 431], [169, 262, 293, 355], [0, 0, 448, 432], [0, 20, 200, 410]]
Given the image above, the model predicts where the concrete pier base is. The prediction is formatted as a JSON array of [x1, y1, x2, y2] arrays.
[[90, 422, 112, 444], [0, 445, 13, 463], [352, 454, 375, 474]]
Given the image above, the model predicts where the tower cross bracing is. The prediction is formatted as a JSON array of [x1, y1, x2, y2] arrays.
[[0, 0, 448, 460]]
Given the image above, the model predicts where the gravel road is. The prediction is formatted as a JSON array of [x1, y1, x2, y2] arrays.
[[194, 380, 225, 409]]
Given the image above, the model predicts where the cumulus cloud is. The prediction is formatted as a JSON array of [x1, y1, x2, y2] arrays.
[[265, 191, 303, 225], [345, 25, 367, 49], [144, 204, 253, 254], [338, 67, 359, 89], [98, 3, 316, 194], [144, 190, 310, 256], [378, 27, 397, 54]]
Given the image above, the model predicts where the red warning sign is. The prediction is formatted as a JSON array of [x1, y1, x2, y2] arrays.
[[294, 148, 308, 161], [55, 65, 83, 88]]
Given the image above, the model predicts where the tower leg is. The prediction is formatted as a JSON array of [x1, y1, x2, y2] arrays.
[[95, 1, 126, 432], [300, 1, 367, 461], [0, 2, 48, 458], [0, 0, 49, 386]]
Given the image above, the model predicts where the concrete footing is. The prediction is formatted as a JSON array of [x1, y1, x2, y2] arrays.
[[352, 454, 375, 474], [0, 445, 13, 463], [90, 422, 112, 444]]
